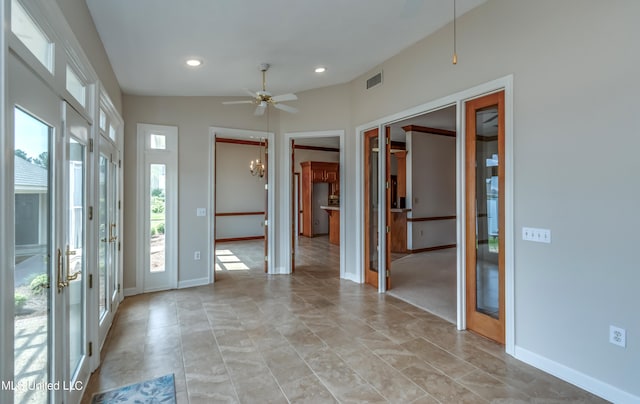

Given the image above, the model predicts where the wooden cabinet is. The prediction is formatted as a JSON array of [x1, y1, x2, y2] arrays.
[[301, 161, 339, 237]]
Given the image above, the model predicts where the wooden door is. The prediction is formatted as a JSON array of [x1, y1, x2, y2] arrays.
[[364, 129, 382, 287], [465, 91, 505, 344], [384, 126, 392, 290]]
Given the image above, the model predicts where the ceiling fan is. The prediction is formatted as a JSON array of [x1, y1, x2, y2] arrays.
[[222, 63, 298, 116]]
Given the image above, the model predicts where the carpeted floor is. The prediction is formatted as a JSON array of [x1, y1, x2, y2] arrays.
[[388, 248, 457, 323]]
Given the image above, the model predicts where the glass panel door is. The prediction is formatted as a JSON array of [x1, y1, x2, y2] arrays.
[[64, 103, 90, 402], [364, 129, 380, 287], [98, 137, 120, 345], [465, 91, 505, 344], [13, 107, 52, 404]]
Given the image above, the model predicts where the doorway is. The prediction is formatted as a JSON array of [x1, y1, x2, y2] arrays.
[[285, 130, 345, 277], [356, 76, 513, 349], [384, 105, 458, 324], [209, 127, 275, 280], [8, 52, 94, 404]]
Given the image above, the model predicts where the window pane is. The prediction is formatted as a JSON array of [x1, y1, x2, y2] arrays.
[[99, 109, 106, 132], [109, 125, 116, 142], [66, 66, 86, 107], [11, 0, 53, 72], [150, 164, 166, 273], [68, 139, 85, 376], [98, 156, 108, 317], [475, 106, 500, 319], [14, 107, 51, 404], [149, 134, 166, 150]]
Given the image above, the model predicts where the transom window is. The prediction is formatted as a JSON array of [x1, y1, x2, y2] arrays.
[[11, 0, 54, 72], [66, 66, 86, 107]]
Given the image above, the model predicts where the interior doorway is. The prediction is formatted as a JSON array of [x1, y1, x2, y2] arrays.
[[290, 136, 342, 275], [209, 127, 275, 280], [382, 106, 458, 323]]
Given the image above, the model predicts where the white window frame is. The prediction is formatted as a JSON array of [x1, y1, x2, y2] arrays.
[[137, 123, 178, 293]]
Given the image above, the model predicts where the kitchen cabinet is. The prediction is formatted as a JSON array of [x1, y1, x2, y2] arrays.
[[301, 161, 339, 237]]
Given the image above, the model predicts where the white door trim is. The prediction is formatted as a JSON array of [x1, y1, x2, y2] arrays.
[[281, 130, 346, 277], [354, 75, 514, 355], [208, 127, 275, 280]]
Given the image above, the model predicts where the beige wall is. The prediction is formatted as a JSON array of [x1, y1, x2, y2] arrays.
[[215, 142, 266, 240], [122, 96, 282, 287], [407, 132, 456, 250], [346, 0, 640, 398], [55, 0, 122, 113], [119, 0, 639, 399]]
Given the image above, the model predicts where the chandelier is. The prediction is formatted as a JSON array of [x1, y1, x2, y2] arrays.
[[250, 103, 268, 177], [249, 139, 265, 178]]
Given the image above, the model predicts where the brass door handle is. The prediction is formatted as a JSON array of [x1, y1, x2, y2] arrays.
[[67, 271, 81, 281], [57, 249, 68, 293]]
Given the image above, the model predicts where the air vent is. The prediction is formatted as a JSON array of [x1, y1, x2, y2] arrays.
[[366, 71, 383, 89]]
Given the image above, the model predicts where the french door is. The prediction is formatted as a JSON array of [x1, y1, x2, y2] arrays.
[[363, 128, 391, 289], [8, 53, 90, 403], [465, 90, 505, 344], [62, 103, 91, 403], [97, 136, 120, 344]]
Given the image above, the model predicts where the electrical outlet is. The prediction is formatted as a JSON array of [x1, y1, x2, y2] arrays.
[[196, 208, 206, 217], [609, 325, 626, 348], [194, 251, 201, 261]]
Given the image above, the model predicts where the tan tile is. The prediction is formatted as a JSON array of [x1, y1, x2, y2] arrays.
[[401, 337, 476, 378], [280, 375, 338, 403], [340, 349, 427, 403], [403, 362, 487, 403], [81, 238, 604, 404], [458, 369, 530, 402]]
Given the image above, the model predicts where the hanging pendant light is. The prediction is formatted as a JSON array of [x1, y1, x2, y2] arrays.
[[452, 0, 458, 65]]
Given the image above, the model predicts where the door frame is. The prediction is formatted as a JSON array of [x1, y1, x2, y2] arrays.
[[354, 75, 514, 355], [136, 123, 178, 293], [208, 127, 275, 280], [282, 130, 345, 276]]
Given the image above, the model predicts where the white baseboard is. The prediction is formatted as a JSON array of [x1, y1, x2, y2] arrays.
[[178, 277, 210, 289], [514, 346, 639, 404], [342, 272, 360, 283], [123, 287, 139, 297], [270, 266, 288, 275]]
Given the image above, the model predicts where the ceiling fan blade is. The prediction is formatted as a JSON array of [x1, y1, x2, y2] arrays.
[[254, 104, 266, 116], [222, 100, 254, 105], [273, 103, 298, 114], [271, 93, 297, 103]]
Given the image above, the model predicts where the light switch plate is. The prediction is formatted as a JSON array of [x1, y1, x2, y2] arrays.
[[522, 227, 551, 243]]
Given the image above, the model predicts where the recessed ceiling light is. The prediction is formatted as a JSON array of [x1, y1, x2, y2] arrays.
[[186, 59, 202, 67], [314, 66, 326, 73]]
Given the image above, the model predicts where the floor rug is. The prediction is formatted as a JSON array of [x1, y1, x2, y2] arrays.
[[91, 374, 176, 403]]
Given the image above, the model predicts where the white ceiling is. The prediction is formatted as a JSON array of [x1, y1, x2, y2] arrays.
[[86, 0, 486, 97]]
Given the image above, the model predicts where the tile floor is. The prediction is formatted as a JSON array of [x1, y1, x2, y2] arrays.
[[81, 237, 607, 403]]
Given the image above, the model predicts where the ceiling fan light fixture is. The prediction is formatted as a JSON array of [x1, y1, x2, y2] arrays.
[[314, 66, 326, 73], [185, 58, 202, 67]]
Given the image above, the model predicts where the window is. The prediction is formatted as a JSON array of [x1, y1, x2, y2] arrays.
[[109, 124, 117, 142], [99, 109, 107, 131], [66, 66, 86, 107], [149, 134, 166, 150], [11, 0, 53, 72]]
